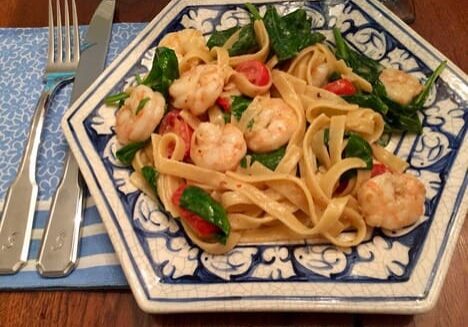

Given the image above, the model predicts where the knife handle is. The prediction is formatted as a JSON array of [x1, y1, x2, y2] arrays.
[[37, 153, 84, 277], [0, 91, 50, 274]]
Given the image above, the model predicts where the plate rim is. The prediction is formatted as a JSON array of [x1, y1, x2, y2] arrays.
[[61, 0, 468, 313]]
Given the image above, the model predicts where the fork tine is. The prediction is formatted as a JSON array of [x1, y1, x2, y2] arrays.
[[64, 0, 71, 63], [56, 0, 62, 63], [48, 0, 54, 64], [71, 0, 80, 63]]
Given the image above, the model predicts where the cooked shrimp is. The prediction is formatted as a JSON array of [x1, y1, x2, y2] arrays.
[[158, 28, 208, 63], [309, 63, 330, 87], [357, 172, 426, 230], [244, 97, 298, 153], [115, 85, 165, 145], [379, 68, 423, 105], [169, 64, 224, 116], [190, 122, 247, 172]]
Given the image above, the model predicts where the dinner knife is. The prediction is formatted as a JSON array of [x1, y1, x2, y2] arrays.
[[36, 0, 116, 277]]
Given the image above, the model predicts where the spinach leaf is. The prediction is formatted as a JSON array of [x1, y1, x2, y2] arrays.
[[410, 61, 447, 110], [323, 128, 330, 145], [141, 166, 159, 194], [344, 134, 373, 169], [377, 123, 393, 147], [179, 186, 230, 244], [223, 111, 231, 124], [231, 96, 252, 120], [328, 71, 342, 82], [263, 5, 325, 61], [104, 92, 129, 106], [135, 97, 150, 115], [249, 146, 286, 171], [333, 27, 382, 84], [281, 9, 325, 53], [229, 24, 260, 57], [343, 93, 389, 115], [116, 142, 146, 166], [207, 26, 240, 49], [245, 3, 262, 20], [207, 4, 260, 56], [142, 47, 179, 97], [135, 73, 143, 85], [395, 112, 423, 134]]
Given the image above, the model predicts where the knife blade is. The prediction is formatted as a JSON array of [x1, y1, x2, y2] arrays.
[[36, 0, 116, 277]]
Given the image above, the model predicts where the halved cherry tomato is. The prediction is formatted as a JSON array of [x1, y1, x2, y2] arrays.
[[216, 96, 231, 112], [371, 163, 389, 177], [159, 110, 193, 160], [235, 60, 270, 86], [323, 79, 357, 96], [171, 184, 220, 238]]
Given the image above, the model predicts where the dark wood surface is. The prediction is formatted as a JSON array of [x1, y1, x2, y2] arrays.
[[0, 1, 466, 326]]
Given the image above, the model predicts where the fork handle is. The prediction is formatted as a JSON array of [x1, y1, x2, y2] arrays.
[[37, 152, 84, 277], [0, 91, 50, 274]]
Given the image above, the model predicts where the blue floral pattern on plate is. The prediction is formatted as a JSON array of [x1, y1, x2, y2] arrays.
[[63, 0, 467, 313]]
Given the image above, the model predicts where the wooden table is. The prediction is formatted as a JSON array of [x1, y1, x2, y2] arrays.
[[0, 1, 466, 326]]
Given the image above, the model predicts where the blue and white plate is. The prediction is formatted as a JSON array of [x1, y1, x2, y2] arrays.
[[62, 0, 467, 313]]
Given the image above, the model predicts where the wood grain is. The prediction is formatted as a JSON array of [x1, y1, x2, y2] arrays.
[[0, 0, 466, 326]]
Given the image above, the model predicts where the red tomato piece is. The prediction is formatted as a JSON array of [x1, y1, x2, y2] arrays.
[[216, 96, 231, 112], [235, 60, 270, 86], [171, 184, 220, 238], [371, 163, 389, 177], [323, 79, 357, 96], [159, 110, 193, 160]]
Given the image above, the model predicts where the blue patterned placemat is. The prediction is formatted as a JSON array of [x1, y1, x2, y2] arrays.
[[0, 23, 146, 289]]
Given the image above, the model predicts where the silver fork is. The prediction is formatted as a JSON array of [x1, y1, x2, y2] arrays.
[[0, 0, 79, 274]]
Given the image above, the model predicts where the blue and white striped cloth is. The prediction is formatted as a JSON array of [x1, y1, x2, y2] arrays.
[[0, 23, 146, 289]]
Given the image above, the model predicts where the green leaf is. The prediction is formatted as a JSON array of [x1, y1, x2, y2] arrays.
[[249, 146, 286, 171], [116, 142, 146, 166], [344, 134, 373, 169], [223, 111, 231, 124], [135, 97, 150, 115], [333, 27, 381, 84], [142, 47, 179, 97], [377, 131, 392, 147], [231, 96, 252, 120], [240, 156, 248, 168], [323, 128, 330, 145], [328, 71, 341, 82], [207, 21, 259, 57], [397, 112, 423, 134], [135, 73, 143, 85], [207, 26, 240, 49], [264, 6, 325, 61], [179, 186, 230, 244], [245, 3, 262, 20], [343, 93, 389, 115], [141, 166, 159, 194], [104, 92, 129, 106], [229, 24, 260, 57], [281, 8, 325, 52], [410, 61, 447, 110]]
